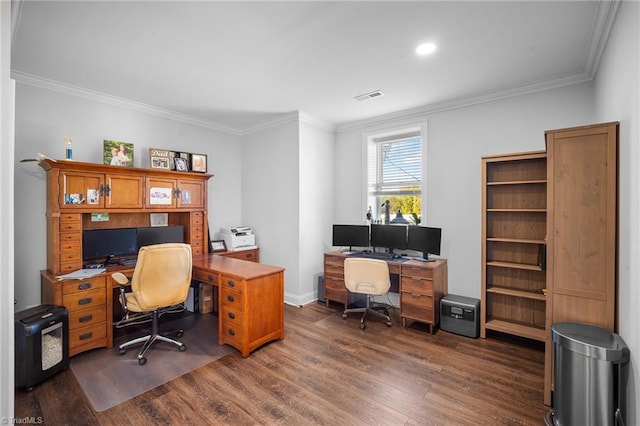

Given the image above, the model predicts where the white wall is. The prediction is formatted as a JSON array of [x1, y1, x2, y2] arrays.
[[241, 118, 300, 304], [299, 118, 334, 303], [335, 83, 595, 299], [1, 0, 15, 418], [592, 1, 639, 423], [13, 83, 242, 311]]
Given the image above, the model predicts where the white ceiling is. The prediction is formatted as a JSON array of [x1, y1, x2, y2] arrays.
[[11, 1, 618, 134]]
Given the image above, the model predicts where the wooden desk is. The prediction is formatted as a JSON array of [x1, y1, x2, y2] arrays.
[[323, 252, 448, 333], [41, 254, 285, 358]]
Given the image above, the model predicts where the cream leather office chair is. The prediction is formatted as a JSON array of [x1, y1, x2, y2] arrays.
[[112, 243, 192, 365], [342, 257, 392, 330]]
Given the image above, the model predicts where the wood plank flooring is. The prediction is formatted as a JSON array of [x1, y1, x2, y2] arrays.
[[15, 302, 549, 425]]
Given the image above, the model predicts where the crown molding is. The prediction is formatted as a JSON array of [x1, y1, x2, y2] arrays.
[[240, 111, 335, 135], [10, 70, 243, 135], [336, 70, 592, 133], [584, 0, 621, 78]]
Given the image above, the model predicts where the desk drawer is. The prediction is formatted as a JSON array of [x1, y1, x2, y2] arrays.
[[402, 266, 434, 280], [68, 306, 106, 329], [221, 276, 244, 293], [193, 268, 219, 286], [324, 276, 347, 302], [69, 323, 107, 349], [221, 287, 243, 311], [221, 305, 243, 327], [401, 292, 434, 320], [62, 276, 106, 296], [220, 321, 244, 346], [401, 276, 433, 295], [59, 221, 82, 233], [62, 288, 106, 311]]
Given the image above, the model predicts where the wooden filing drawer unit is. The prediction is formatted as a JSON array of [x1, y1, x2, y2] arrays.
[[218, 270, 284, 357], [57, 213, 82, 274], [323, 253, 350, 308], [400, 260, 447, 334], [41, 274, 108, 356], [189, 211, 205, 256]]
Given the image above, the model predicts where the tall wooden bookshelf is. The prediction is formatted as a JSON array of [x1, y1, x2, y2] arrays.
[[481, 151, 547, 342]]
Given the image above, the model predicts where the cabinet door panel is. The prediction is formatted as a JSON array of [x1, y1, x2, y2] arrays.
[[146, 178, 177, 208], [106, 174, 144, 208], [177, 179, 205, 209], [60, 171, 105, 208]]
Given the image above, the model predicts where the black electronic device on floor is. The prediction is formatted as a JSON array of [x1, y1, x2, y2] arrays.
[[15, 304, 69, 390]]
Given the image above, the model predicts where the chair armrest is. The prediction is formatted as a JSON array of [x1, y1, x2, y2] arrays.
[[112, 272, 130, 314]]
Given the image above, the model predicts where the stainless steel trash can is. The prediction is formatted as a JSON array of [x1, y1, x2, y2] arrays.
[[547, 322, 629, 426]]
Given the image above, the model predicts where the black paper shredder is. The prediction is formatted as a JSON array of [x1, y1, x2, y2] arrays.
[[15, 304, 69, 390]]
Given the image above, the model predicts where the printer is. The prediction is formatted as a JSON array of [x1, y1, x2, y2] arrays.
[[219, 226, 256, 251]]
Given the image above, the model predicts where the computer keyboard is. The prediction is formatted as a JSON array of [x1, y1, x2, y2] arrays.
[[349, 252, 409, 262], [118, 258, 137, 266]]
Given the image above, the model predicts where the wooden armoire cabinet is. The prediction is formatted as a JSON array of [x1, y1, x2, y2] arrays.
[[543, 122, 618, 405]]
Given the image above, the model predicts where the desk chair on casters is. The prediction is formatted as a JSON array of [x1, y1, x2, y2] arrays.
[[111, 243, 192, 365], [342, 257, 392, 330]]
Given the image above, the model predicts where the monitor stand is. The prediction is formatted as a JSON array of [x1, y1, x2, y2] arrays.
[[412, 252, 436, 262]]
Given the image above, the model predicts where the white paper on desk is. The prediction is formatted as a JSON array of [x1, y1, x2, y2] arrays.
[[57, 268, 105, 280]]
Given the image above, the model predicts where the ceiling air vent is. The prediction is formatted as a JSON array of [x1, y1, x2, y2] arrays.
[[354, 90, 384, 102]]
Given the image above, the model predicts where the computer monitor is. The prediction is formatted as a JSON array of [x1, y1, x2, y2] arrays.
[[370, 224, 407, 253], [82, 227, 138, 263], [407, 226, 442, 261], [137, 225, 185, 248], [332, 224, 369, 251]]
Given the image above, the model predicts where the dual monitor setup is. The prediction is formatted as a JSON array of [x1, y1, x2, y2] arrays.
[[333, 223, 442, 262], [82, 225, 185, 266]]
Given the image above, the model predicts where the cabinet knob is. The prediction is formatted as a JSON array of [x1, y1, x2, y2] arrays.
[[228, 312, 235, 320], [227, 295, 234, 302], [227, 280, 235, 287], [228, 328, 235, 336]]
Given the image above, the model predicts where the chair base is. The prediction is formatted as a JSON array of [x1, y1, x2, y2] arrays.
[[342, 295, 392, 330], [118, 310, 186, 365]]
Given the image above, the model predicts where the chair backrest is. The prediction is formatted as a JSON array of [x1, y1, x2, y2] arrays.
[[130, 243, 193, 311], [343, 257, 391, 296]]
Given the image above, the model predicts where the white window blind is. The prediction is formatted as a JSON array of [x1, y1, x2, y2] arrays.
[[368, 133, 422, 197]]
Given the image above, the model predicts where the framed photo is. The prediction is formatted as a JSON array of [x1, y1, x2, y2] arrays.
[[104, 140, 134, 167], [149, 148, 171, 170], [191, 153, 207, 173], [174, 157, 189, 172], [211, 240, 227, 253], [150, 213, 168, 227]]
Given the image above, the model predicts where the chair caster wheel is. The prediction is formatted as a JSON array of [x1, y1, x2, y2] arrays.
[[176, 330, 183, 338], [342, 313, 347, 319], [138, 357, 147, 365], [386, 321, 392, 327], [360, 323, 366, 330], [119, 348, 126, 356], [179, 344, 187, 352], [384, 310, 389, 316]]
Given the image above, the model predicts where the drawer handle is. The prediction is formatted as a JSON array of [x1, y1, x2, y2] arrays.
[[228, 312, 235, 320], [79, 314, 93, 323], [79, 332, 93, 341], [208, 274, 215, 281], [246, 253, 253, 258], [227, 280, 235, 287], [228, 328, 235, 336], [78, 297, 93, 305], [227, 295, 234, 302], [78, 282, 92, 290]]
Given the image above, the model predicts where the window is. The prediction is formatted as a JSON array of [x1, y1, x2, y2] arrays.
[[367, 130, 422, 224]]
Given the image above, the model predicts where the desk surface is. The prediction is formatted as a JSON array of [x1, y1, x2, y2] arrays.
[[192, 254, 284, 280], [327, 251, 447, 269]]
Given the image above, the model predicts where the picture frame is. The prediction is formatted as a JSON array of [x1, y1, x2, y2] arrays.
[[149, 148, 171, 170], [104, 140, 134, 167], [211, 239, 227, 253], [174, 156, 189, 172], [190, 153, 207, 173]]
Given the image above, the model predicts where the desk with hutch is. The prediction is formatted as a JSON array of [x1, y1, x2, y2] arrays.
[[38, 159, 283, 358], [323, 251, 448, 333]]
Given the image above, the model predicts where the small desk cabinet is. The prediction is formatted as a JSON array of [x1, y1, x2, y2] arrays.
[[322, 252, 448, 333]]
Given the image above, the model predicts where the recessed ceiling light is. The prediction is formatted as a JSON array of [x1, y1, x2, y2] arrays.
[[415, 42, 437, 56]]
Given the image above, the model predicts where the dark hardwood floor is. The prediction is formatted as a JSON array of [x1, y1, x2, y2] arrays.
[[15, 302, 548, 425]]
